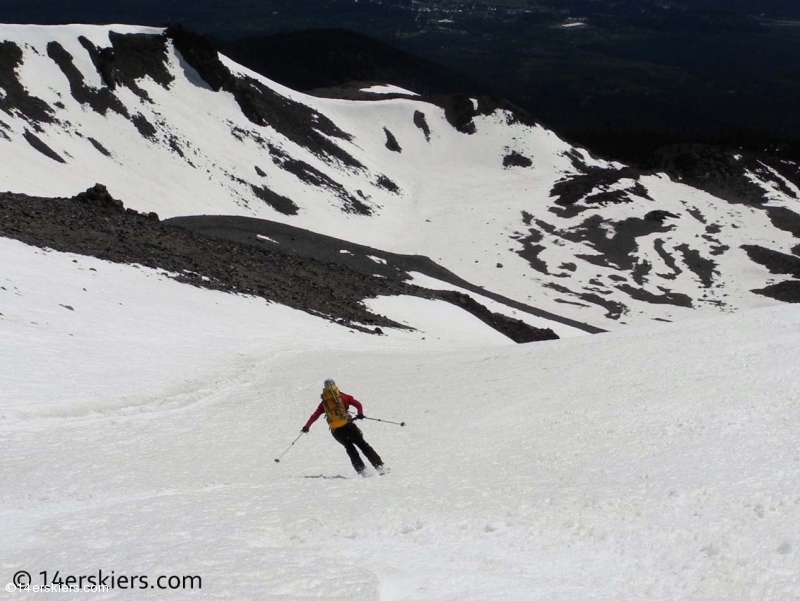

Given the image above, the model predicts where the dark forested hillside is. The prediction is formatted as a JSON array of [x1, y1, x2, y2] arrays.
[[221, 30, 489, 98]]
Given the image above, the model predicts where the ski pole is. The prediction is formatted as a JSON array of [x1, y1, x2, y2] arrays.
[[274, 432, 304, 463], [361, 416, 406, 427]]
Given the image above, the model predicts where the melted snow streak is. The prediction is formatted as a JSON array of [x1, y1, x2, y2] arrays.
[[1, 24, 800, 328]]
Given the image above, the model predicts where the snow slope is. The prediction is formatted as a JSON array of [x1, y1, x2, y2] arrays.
[[0, 237, 508, 424], [1, 24, 800, 330], [2, 236, 799, 600]]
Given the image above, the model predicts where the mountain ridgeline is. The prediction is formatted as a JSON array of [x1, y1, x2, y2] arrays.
[[1, 24, 800, 336], [5, 0, 800, 164]]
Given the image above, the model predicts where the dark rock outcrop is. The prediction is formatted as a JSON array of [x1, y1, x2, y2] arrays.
[[250, 185, 299, 215], [550, 167, 648, 212], [267, 144, 372, 215], [73, 183, 125, 211], [430, 290, 559, 343], [375, 175, 400, 194], [166, 25, 230, 91], [742, 245, 800, 279], [23, 130, 65, 163], [752, 281, 800, 303], [49, 40, 130, 115], [413, 111, 431, 141], [168, 27, 363, 170], [0, 185, 403, 329], [645, 210, 679, 222], [165, 215, 601, 334], [438, 95, 478, 135], [503, 151, 533, 169], [0, 41, 55, 125], [384, 127, 402, 153], [653, 144, 795, 206], [0, 187, 571, 342]]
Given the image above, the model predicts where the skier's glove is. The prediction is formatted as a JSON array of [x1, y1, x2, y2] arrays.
[[301, 426, 309, 433], [355, 414, 365, 420]]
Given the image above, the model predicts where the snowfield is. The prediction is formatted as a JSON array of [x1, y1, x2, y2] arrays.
[[2, 236, 799, 600]]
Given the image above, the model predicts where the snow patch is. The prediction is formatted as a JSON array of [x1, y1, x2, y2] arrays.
[[360, 84, 419, 97]]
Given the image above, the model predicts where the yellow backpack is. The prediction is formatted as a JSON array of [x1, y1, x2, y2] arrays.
[[321, 381, 350, 430]]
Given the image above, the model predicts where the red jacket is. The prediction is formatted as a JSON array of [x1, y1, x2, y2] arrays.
[[304, 393, 364, 430]]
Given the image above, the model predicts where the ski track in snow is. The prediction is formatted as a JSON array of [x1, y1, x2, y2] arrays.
[[1, 237, 800, 600]]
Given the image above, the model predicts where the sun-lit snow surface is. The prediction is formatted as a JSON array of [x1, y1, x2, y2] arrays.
[[2, 236, 800, 600], [2, 24, 800, 330], [0, 237, 507, 423]]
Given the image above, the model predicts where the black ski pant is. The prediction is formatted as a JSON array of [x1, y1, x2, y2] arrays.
[[331, 422, 383, 474]]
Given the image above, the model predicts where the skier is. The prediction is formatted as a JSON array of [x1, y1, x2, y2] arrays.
[[302, 379, 385, 476]]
